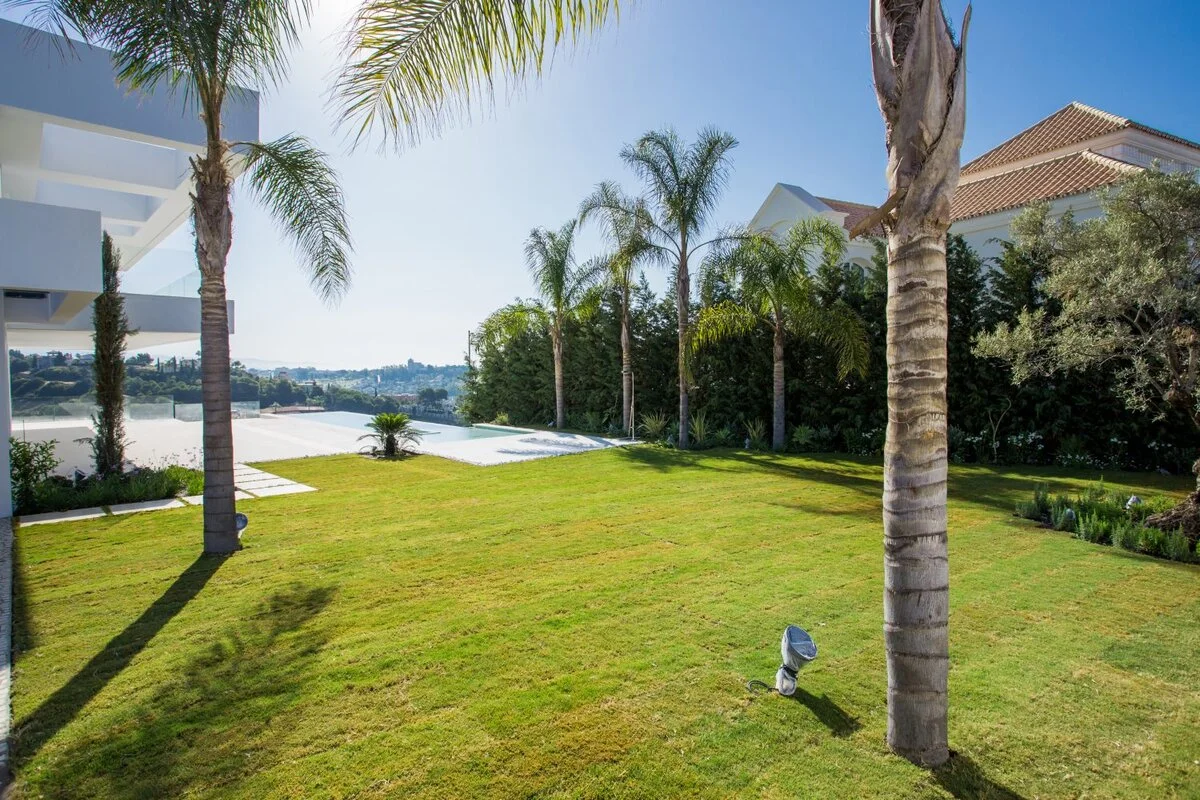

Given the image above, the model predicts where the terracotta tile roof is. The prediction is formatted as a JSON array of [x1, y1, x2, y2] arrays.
[[962, 102, 1200, 177], [951, 150, 1140, 222], [818, 196, 885, 237]]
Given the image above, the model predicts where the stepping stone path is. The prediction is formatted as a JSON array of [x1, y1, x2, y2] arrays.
[[17, 465, 316, 526]]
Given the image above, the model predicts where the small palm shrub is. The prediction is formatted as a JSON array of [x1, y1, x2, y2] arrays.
[[639, 411, 669, 442], [712, 426, 735, 447], [791, 424, 815, 452], [745, 419, 767, 450], [360, 412, 423, 458], [688, 410, 711, 449], [583, 411, 606, 434]]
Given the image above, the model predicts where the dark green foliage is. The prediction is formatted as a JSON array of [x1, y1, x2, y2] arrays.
[[16, 463, 203, 516], [1018, 482, 1196, 563], [92, 234, 131, 476], [10, 438, 61, 513], [463, 233, 1200, 471]]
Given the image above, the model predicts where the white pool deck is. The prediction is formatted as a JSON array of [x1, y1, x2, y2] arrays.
[[13, 415, 633, 475]]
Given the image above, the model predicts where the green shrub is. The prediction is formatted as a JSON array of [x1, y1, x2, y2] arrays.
[[1051, 502, 1077, 533], [809, 426, 838, 453], [843, 427, 884, 457], [582, 411, 606, 434], [688, 410, 711, 449], [1014, 499, 1042, 521], [1033, 483, 1050, 516], [1163, 529, 1195, 563], [1076, 512, 1107, 544], [791, 424, 815, 452], [744, 419, 767, 451], [712, 426, 735, 447], [1113, 521, 1141, 551], [492, 412, 511, 426], [639, 411, 668, 442], [1136, 526, 1167, 558], [11, 438, 61, 514], [21, 464, 204, 516]]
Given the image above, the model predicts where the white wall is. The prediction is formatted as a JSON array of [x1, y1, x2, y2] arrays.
[[0, 198, 101, 295], [950, 193, 1105, 264]]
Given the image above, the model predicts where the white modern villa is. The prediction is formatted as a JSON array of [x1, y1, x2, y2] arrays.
[[0, 19, 259, 515], [754, 102, 1200, 263]]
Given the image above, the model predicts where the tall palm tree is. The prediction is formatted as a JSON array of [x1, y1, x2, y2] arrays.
[[582, 128, 738, 448], [481, 222, 593, 429], [578, 181, 654, 434], [334, 0, 623, 150], [858, 0, 972, 768], [695, 220, 869, 451], [25, 0, 354, 554]]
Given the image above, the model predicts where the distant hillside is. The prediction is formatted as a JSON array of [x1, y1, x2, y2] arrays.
[[8, 350, 467, 417], [245, 360, 467, 397]]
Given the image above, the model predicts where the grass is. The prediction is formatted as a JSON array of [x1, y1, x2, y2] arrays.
[[9, 448, 1200, 799]]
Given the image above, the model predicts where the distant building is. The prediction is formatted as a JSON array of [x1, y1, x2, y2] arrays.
[[754, 102, 1200, 265]]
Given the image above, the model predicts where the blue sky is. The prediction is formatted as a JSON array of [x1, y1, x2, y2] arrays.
[[17, 0, 1200, 367]]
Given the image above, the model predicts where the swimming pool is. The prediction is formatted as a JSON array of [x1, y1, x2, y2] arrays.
[[294, 411, 525, 443]]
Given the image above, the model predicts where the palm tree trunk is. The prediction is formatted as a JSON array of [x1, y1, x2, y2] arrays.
[[868, 0, 970, 769], [621, 289, 633, 434], [193, 143, 239, 555], [676, 251, 690, 449], [552, 327, 565, 429], [772, 321, 785, 451], [883, 230, 950, 766]]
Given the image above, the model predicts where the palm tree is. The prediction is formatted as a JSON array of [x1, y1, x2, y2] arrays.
[[695, 220, 869, 451], [582, 128, 738, 448], [333, 1, 623, 150], [857, 0, 972, 768], [32, 0, 354, 554], [359, 412, 423, 457], [578, 181, 654, 435], [481, 222, 593, 429]]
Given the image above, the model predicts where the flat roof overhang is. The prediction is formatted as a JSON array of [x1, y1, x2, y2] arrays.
[[5, 292, 234, 350], [0, 18, 258, 272]]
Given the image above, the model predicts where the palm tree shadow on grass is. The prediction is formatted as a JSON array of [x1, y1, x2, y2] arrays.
[[26, 583, 336, 799], [13, 554, 228, 768], [613, 446, 879, 492], [12, 535, 36, 655], [789, 688, 862, 738], [934, 752, 1026, 800]]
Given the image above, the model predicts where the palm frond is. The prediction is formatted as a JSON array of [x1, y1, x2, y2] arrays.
[[817, 301, 871, 380], [333, 0, 622, 151], [681, 126, 738, 234], [525, 219, 579, 311], [693, 300, 760, 350], [477, 300, 549, 348], [59, 0, 311, 116], [239, 134, 353, 304]]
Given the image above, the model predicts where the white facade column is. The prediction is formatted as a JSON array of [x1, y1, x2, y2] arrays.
[[0, 299, 10, 518]]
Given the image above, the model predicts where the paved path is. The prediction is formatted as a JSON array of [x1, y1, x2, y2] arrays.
[[17, 465, 315, 526]]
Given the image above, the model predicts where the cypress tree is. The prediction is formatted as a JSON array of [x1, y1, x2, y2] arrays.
[[92, 233, 131, 476]]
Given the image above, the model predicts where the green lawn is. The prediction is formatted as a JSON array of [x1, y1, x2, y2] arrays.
[[9, 448, 1200, 798]]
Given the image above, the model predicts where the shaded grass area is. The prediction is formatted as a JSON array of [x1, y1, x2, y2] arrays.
[[9, 448, 1200, 798]]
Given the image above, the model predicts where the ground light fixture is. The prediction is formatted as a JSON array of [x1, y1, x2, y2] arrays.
[[236, 512, 249, 540], [747, 625, 818, 696]]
